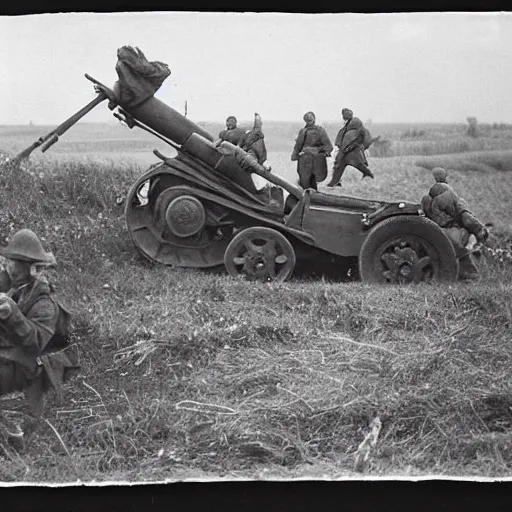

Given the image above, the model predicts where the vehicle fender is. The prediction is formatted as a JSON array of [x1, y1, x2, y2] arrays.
[[363, 201, 423, 230]]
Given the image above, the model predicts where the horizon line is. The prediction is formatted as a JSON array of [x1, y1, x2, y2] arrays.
[[0, 120, 494, 127]]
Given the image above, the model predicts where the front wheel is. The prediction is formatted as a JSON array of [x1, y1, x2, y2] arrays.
[[358, 215, 458, 284], [224, 227, 296, 282]]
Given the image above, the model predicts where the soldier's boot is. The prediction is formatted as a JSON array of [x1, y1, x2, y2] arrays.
[[22, 375, 45, 437], [357, 163, 374, 180]]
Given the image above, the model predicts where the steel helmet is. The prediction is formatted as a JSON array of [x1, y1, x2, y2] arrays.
[[0, 229, 56, 265]]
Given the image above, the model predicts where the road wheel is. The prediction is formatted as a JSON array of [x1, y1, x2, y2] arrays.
[[125, 168, 234, 268], [359, 215, 458, 284], [224, 227, 296, 282]]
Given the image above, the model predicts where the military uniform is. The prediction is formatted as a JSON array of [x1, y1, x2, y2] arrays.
[[0, 229, 79, 438], [327, 109, 374, 187], [219, 127, 246, 146], [242, 113, 267, 165], [218, 116, 246, 146], [291, 112, 333, 190], [421, 168, 488, 280]]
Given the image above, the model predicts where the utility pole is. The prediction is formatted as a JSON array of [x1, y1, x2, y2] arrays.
[[184, 100, 188, 118]]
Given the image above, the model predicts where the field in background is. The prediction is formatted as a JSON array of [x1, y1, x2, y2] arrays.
[[0, 123, 511, 482], [2, 119, 512, 158]]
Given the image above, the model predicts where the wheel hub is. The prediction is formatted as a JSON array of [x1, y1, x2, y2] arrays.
[[225, 227, 296, 283], [399, 264, 411, 277], [165, 195, 206, 238], [381, 243, 432, 284]]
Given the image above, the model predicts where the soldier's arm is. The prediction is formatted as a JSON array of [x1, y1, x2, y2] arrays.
[[1, 297, 58, 352], [318, 127, 333, 155], [460, 211, 487, 240], [449, 192, 487, 240], [291, 129, 305, 161]]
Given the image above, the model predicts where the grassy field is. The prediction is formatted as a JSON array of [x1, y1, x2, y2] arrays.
[[0, 123, 512, 482]]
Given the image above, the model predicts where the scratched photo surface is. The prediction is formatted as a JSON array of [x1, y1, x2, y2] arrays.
[[0, 11, 512, 483]]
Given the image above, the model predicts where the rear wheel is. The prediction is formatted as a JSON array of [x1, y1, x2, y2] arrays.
[[125, 167, 235, 268], [359, 215, 458, 284], [224, 227, 296, 282]]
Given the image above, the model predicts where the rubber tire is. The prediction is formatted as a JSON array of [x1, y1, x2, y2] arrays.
[[224, 226, 296, 283], [358, 215, 458, 284]]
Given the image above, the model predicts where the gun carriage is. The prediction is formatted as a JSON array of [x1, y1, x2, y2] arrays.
[[9, 56, 459, 285]]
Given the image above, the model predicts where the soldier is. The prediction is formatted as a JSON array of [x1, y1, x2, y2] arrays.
[[291, 111, 333, 191], [0, 229, 79, 441], [218, 116, 246, 146], [421, 168, 489, 281], [326, 108, 374, 187], [241, 113, 267, 165]]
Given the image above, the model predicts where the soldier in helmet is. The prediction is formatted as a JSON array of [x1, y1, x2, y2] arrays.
[[218, 116, 246, 146], [326, 108, 374, 187], [0, 229, 79, 442], [291, 111, 333, 191], [421, 168, 489, 281]]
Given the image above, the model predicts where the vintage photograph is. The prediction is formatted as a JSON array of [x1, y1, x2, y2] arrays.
[[0, 11, 511, 483]]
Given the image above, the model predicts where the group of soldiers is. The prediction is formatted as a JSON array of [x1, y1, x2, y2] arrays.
[[218, 108, 374, 191], [291, 108, 374, 190], [0, 109, 490, 446], [218, 109, 489, 282], [218, 114, 267, 166]]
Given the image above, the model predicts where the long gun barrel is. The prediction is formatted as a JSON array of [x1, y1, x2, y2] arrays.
[[11, 91, 108, 165]]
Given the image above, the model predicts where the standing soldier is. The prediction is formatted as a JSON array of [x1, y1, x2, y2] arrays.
[[218, 116, 246, 146], [0, 229, 79, 442], [291, 111, 333, 191], [326, 108, 374, 187], [421, 168, 489, 281]]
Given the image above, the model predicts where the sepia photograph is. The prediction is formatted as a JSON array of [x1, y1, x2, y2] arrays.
[[0, 10, 511, 485]]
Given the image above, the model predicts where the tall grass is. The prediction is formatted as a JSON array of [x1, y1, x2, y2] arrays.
[[0, 138, 511, 481]]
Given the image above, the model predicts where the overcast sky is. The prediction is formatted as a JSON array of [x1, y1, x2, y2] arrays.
[[1, 11, 511, 125]]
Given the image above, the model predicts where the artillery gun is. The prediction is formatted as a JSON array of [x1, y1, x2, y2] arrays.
[[8, 50, 460, 284]]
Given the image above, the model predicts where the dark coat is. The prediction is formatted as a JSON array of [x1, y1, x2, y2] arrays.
[[335, 117, 365, 153], [0, 276, 78, 404], [291, 124, 333, 185], [218, 127, 246, 146], [421, 183, 486, 259]]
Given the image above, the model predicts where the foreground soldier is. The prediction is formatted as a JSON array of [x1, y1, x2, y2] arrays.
[[0, 229, 79, 441], [326, 108, 374, 187], [421, 168, 489, 281], [291, 112, 333, 190], [218, 116, 246, 146]]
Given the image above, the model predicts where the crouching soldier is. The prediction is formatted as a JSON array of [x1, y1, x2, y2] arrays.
[[0, 229, 80, 442], [421, 168, 489, 281]]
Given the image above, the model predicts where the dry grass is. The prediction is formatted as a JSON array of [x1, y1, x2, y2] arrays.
[[0, 125, 511, 482]]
